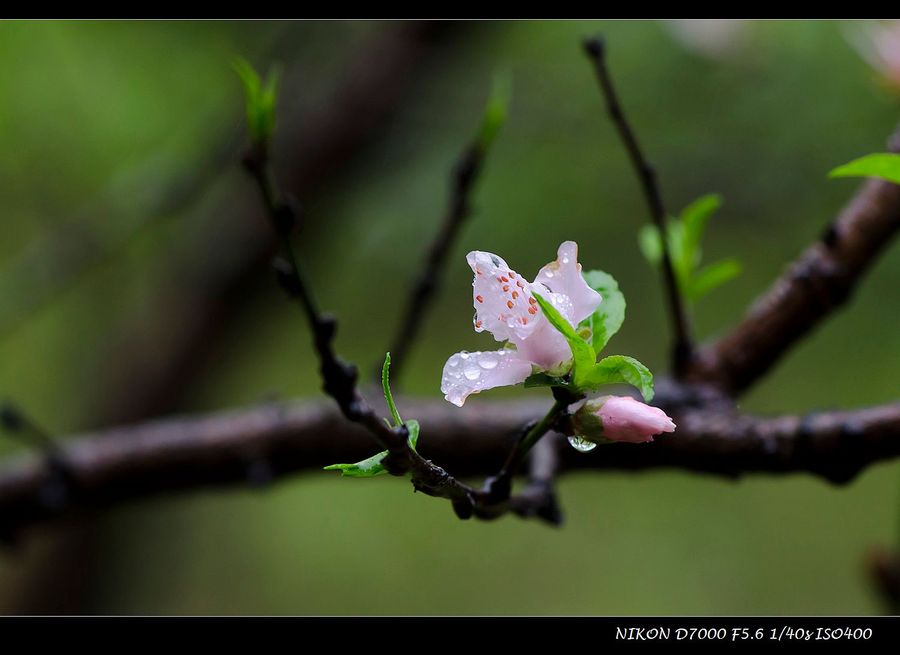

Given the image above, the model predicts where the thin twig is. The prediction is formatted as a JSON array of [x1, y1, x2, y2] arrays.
[[583, 36, 693, 374], [483, 393, 572, 502], [505, 436, 564, 526], [241, 138, 553, 524], [382, 143, 483, 383]]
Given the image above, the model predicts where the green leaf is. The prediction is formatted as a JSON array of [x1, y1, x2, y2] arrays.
[[476, 71, 512, 151], [381, 352, 402, 427], [581, 270, 626, 354], [688, 258, 742, 301], [680, 193, 722, 269], [232, 56, 280, 144], [531, 292, 596, 388], [324, 419, 420, 478], [638, 224, 663, 265], [666, 220, 691, 292], [639, 221, 689, 293], [323, 451, 390, 478], [404, 420, 421, 451], [581, 355, 655, 402], [829, 153, 900, 185], [638, 194, 739, 306]]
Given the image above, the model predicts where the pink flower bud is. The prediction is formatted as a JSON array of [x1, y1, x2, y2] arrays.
[[571, 396, 676, 444]]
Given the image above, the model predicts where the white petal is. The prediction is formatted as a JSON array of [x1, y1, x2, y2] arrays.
[[440, 349, 533, 407], [468, 251, 541, 343], [532, 241, 602, 325]]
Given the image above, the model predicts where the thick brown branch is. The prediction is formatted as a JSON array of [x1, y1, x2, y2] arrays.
[[688, 129, 900, 394], [2, 393, 898, 536]]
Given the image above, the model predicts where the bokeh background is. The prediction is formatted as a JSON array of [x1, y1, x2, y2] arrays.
[[1, 19, 899, 614]]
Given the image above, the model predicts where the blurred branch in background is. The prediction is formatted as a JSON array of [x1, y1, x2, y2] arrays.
[[1, 391, 899, 536], [382, 74, 510, 384], [0, 132, 238, 343], [687, 127, 900, 396]]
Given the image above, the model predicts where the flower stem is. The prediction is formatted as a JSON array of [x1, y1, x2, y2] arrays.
[[484, 398, 569, 502]]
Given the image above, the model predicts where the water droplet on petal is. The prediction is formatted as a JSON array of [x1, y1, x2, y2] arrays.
[[464, 365, 481, 381], [478, 353, 498, 370], [567, 436, 598, 453]]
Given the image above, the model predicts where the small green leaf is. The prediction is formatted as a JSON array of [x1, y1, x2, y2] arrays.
[[666, 220, 691, 292], [476, 71, 512, 152], [680, 193, 722, 269], [381, 352, 402, 427], [532, 292, 596, 388], [639, 193, 739, 307], [233, 56, 280, 144], [688, 258, 742, 301], [581, 355, 654, 402], [581, 270, 626, 354], [638, 224, 663, 264], [324, 419, 420, 478], [829, 153, 900, 185], [404, 419, 421, 451], [323, 451, 390, 478]]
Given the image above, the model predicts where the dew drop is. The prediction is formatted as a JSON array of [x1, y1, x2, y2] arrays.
[[478, 354, 498, 370], [567, 436, 598, 453], [464, 366, 481, 381]]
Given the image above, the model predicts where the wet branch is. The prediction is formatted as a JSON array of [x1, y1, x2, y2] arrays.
[[1, 394, 898, 536], [583, 35, 693, 374]]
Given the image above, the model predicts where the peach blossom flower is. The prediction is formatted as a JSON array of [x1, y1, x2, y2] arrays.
[[441, 241, 601, 407]]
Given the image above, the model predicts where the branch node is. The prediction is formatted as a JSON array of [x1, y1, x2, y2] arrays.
[[272, 257, 303, 298], [452, 496, 475, 520]]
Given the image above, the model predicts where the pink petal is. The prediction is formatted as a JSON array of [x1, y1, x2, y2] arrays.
[[511, 313, 575, 371], [440, 349, 533, 407], [532, 241, 602, 325], [468, 251, 541, 343]]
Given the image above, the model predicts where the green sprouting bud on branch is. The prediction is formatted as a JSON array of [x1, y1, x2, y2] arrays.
[[475, 71, 512, 153], [233, 56, 281, 146], [639, 193, 741, 305]]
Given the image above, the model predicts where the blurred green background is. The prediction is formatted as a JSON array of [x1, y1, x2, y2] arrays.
[[1, 19, 899, 614]]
